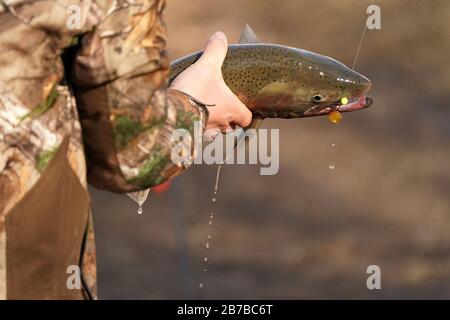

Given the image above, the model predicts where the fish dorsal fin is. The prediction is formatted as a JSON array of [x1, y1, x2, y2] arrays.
[[239, 24, 260, 44]]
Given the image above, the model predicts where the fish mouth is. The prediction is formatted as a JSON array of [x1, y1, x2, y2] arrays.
[[303, 96, 373, 116], [337, 96, 373, 112]]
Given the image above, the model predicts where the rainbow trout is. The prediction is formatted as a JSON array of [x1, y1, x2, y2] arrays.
[[127, 26, 373, 209], [170, 25, 372, 124]]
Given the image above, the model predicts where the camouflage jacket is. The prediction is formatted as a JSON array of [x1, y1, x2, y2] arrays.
[[0, 0, 207, 299]]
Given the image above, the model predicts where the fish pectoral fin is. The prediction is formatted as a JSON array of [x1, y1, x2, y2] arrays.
[[239, 24, 260, 44], [257, 82, 290, 96], [247, 118, 263, 130], [234, 118, 263, 151]]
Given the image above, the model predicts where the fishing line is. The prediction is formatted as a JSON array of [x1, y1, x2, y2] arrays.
[[351, 22, 368, 70], [352, 0, 376, 70]]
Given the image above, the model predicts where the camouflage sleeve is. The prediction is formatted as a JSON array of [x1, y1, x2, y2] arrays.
[[71, 0, 207, 193]]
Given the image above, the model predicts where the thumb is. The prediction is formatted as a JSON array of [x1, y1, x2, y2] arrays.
[[197, 31, 228, 69]]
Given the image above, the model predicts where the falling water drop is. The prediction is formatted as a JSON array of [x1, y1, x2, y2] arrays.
[[329, 163, 335, 170], [198, 165, 222, 290], [127, 188, 150, 215]]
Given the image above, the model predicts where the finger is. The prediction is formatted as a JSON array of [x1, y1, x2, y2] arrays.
[[235, 108, 252, 128], [221, 125, 234, 133], [228, 95, 253, 128], [197, 31, 228, 69], [203, 127, 221, 141]]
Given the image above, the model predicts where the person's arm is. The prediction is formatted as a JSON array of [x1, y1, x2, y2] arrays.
[[71, 0, 251, 192]]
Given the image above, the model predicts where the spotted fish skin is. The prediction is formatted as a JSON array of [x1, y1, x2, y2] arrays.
[[169, 43, 372, 119]]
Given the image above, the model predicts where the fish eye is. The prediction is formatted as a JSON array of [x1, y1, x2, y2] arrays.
[[312, 94, 324, 102]]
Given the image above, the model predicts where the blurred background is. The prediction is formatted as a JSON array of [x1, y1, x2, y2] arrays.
[[90, 0, 450, 299]]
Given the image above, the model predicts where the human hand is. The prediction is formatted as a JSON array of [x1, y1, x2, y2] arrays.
[[170, 31, 252, 137]]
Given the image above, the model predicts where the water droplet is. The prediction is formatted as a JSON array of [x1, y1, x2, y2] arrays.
[[204, 257, 208, 262], [198, 282, 203, 288], [127, 189, 150, 206], [203, 268, 207, 272], [137, 206, 143, 214], [207, 235, 212, 239], [208, 220, 213, 226], [328, 163, 335, 170], [212, 198, 216, 202], [206, 242, 210, 249], [331, 143, 336, 147]]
